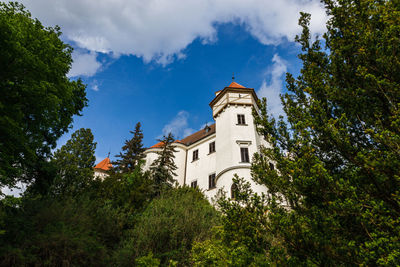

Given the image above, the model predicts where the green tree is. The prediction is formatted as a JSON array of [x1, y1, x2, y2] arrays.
[[150, 133, 178, 194], [97, 163, 154, 214], [114, 187, 220, 266], [52, 128, 96, 196], [0, 2, 87, 188], [252, 0, 400, 265], [192, 177, 274, 267], [114, 122, 145, 173]]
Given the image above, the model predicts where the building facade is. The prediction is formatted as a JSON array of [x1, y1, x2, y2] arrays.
[[144, 81, 270, 200]]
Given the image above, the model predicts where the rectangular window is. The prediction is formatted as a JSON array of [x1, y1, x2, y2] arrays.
[[192, 149, 199, 161], [191, 180, 197, 188], [209, 173, 216, 189], [269, 162, 274, 170], [240, 147, 249, 163], [209, 141, 215, 154], [237, 114, 246, 125]]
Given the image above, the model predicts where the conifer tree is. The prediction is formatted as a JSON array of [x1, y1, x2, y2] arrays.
[[150, 133, 178, 193], [252, 0, 400, 265], [52, 128, 96, 196], [114, 122, 145, 173]]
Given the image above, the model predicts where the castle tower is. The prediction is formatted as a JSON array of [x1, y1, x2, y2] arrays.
[[94, 157, 112, 179], [209, 81, 266, 196]]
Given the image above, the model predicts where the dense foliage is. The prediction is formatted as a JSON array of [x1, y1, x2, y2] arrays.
[[0, 2, 87, 188], [251, 0, 400, 265], [115, 187, 220, 266], [51, 128, 97, 196]]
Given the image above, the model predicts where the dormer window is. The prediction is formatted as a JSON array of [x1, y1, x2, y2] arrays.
[[237, 114, 246, 125]]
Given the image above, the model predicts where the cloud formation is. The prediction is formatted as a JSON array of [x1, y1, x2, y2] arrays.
[[162, 111, 195, 139], [20, 0, 327, 67], [257, 54, 288, 118], [68, 50, 102, 77]]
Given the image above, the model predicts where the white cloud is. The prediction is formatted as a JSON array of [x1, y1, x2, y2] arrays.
[[68, 50, 102, 77], [162, 111, 195, 139], [91, 80, 100, 91], [257, 54, 287, 118], [20, 0, 327, 65]]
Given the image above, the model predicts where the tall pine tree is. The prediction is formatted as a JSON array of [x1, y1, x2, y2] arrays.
[[114, 122, 145, 173], [252, 0, 400, 265], [150, 133, 178, 194]]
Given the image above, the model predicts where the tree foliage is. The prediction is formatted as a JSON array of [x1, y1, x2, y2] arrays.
[[113, 122, 146, 174], [192, 177, 274, 266], [252, 0, 400, 265], [115, 186, 220, 266], [0, 2, 87, 188], [52, 128, 96, 196], [150, 133, 178, 194]]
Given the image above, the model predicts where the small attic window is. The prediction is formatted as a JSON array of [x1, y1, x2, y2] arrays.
[[204, 125, 211, 133]]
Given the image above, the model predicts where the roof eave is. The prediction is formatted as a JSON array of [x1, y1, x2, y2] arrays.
[[209, 87, 260, 108]]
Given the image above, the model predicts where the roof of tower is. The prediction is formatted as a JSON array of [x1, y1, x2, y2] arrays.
[[94, 157, 112, 171], [228, 81, 246, 88], [209, 81, 259, 109]]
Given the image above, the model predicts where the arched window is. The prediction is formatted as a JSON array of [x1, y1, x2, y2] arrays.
[[231, 183, 238, 199]]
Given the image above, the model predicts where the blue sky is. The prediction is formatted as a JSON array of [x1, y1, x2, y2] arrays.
[[18, 0, 328, 164]]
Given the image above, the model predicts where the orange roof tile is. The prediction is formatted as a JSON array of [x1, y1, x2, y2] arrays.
[[150, 141, 164, 148], [94, 157, 112, 171], [228, 81, 246, 88]]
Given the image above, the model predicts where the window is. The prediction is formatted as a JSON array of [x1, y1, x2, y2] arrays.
[[240, 147, 249, 163], [237, 114, 246, 125], [192, 149, 199, 161], [209, 173, 216, 189], [231, 183, 238, 199], [209, 141, 215, 154], [269, 162, 274, 170], [191, 180, 197, 188]]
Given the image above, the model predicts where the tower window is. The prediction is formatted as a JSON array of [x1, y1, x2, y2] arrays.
[[209, 141, 215, 154], [231, 183, 238, 199], [192, 149, 199, 161], [240, 147, 249, 163], [191, 180, 197, 188], [209, 173, 216, 189], [237, 114, 246, 125], [269, 162, 274, 170]]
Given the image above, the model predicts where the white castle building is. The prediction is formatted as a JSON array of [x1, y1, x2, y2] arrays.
[[144, 81, 270, 200]]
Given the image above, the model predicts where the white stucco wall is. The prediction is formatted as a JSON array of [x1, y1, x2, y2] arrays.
[[185, 135, 216, 197]]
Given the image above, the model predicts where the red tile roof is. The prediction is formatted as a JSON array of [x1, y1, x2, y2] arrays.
[[228, 81, 246, 88], [150, 141, 164, 148], [94, 157, 112, 171]]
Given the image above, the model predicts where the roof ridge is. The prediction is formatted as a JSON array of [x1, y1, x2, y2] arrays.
[[228, 81, 246, 88]]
